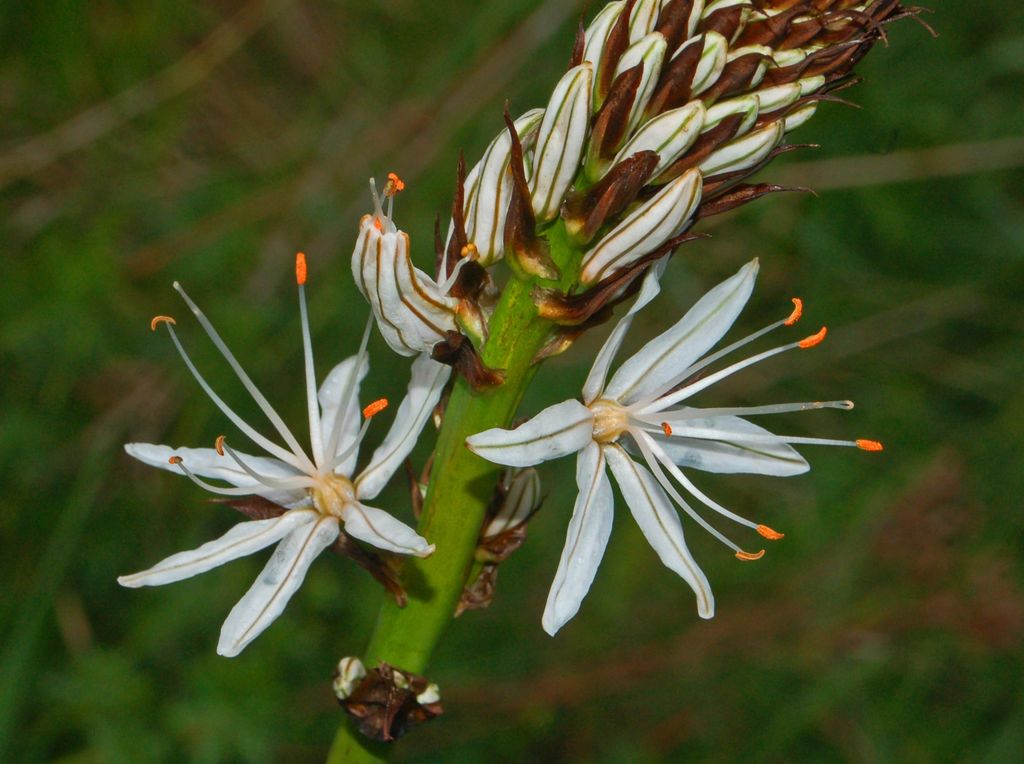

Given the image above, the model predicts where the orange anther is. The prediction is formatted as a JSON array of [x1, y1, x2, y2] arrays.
[[168, 455, 183, 465], [373, 218, 383, 231], [295, 252, 307, 285], [362, 398, 389, 419], [215, 435, 226, 456], [661, 422, 673, 436], [735, 549, 766, 561], [384, 172, 405, 196], [856, 439, 884, 452], [150, 315, 176, 331], [460, 243, 479, 260], [784, 297, 803, 326], [757, 524, 784, 540], [798, 326, 827, 349]]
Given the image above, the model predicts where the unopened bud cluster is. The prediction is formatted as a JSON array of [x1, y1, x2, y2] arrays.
[[353, 0, 914, 370]]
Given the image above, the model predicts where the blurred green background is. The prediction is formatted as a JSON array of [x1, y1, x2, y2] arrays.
[[2, 1, 1022, 761]]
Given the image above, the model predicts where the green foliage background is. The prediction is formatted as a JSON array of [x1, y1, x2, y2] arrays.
[[2, 1, 1022, 761]]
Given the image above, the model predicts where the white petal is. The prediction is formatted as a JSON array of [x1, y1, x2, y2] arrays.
[[341, 502, 433, 557], [604, 259, 758, 405], [355, 356, 450, 501], [118, 509, 319, 588], [318, 355, 369, 475], [653, 414, 809, 476], [582, 257, 667, 405], [466, 400, 594, 468], [542, 443, 614, 636], [604, 445, 714, 619], [217, 515, 339, 657], [124, 443, 306, 506]]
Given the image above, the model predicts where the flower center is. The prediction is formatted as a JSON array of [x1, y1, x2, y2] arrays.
[[311, 474, 356, 519], [590, 398, 629, 444]]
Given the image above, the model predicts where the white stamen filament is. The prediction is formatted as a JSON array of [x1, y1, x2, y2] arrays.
[[219, 440, 317, 492], [637, 339, 803, 415], [297, 279, 325, 468], [650, 426, 865, 449], [630, 430, 745, 553], [322, 318, 373, 472], [635, 429, 761, 530], [327, 415, 374, 474], [646, 400, 855, 422], [171, 459, 282, 497], [438, 255, 470, 295], [174, 282, 316, 474], [158, 322, 307, 471]]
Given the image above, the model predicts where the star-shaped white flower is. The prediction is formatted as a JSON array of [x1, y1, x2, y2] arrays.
[[467, 259, 882, 635], [119, 254, 449, 656]]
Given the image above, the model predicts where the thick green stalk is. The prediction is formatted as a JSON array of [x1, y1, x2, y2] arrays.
[[327, 224, 580, 762]]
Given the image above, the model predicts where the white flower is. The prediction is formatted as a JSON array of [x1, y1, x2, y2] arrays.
[[352, 174, 463, 357], [467, 259, 882, 635], [119, 254, 449, 656]]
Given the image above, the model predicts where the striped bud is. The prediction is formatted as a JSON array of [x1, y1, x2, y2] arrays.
[[703, 93, 759, 138], [484, 467, 542, 539], [530, 63, 593, 222], [614, 32, 668, 135], [352, 190, 459, 357], [699, 119, 784, 177], [628, 0, 662, 43], [457, 109, 544, 266], [614, 100, 706, 179], [580, 167, 703, 285]]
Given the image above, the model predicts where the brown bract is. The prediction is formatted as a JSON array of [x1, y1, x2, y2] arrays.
[[338, 663, 443, 742]]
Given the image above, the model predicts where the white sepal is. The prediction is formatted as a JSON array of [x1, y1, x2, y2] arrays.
[[217, 515, 340, 657], [124, 443, 306, 507], [466, 399, 594, 468], [651, 415, 810, 476], [318, 355, 368, 476], [579, 167, 702, 286], [699, 119, 784, 177], [582, 257, 667, 405], [118, 509, 319, 588], [461, 109, 544, 265], [604, 259, 758, 405], [341, 502, 434, 557], [356, 356, 450, 501], [614, 101, 706, 178], [612, 32, 667, 135], [542, 443, 614, 636], [530, 63, 593, 222], [604, 445, 714, 619]]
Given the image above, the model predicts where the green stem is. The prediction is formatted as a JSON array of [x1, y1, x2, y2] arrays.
[[327, 224, 580, 762]]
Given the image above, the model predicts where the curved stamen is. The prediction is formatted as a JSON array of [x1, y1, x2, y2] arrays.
[[155, 321, 307, 471], [327, 396, 389, 474], [168, 456, 268, 497], [634, 301, 812, 411], [635, 429, 763, 531], [216, 437, 317, 492], [173, 282, 316, 474], [295, 253, 325, 469], [630, 428, 747, 554], [438, 255, 471, 295], [636, 328, 828, 415]]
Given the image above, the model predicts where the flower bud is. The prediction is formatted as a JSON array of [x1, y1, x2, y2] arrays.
[[333, 656, 367, 701], [703, 93, 759, 137], [457, 109, 544, 266], [627, 0, 662, 43], [700, 0, 752, 45], [530, 63, 593, 222], [614, 101, 706, 179], [699, 119, 784, 177], [580, 167, 702, 285], [352, 184, 459, 357], [484, 467, 542, 539], [783, 103, 817, 132], [753, 82, 803, 116], [585, 1, 628, 110], [613, 32, 667, 135]]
